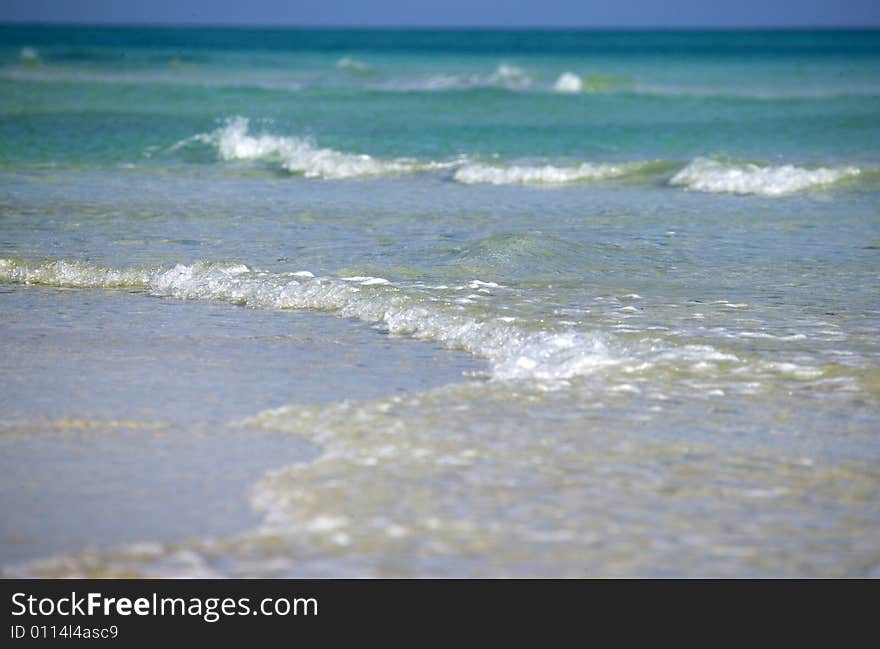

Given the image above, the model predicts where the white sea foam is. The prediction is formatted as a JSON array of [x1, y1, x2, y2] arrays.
[[3, 256, 843, 401], [379, 64, 532, 92], [553, 72, 583, 93], [336, 57, 371, 72], [146, 262, 615, 381], [178, 118, 663, 185], [183, 117, 451, 179], [176, 120, 866, 194], [1, 257, 614, 383], [669, 157, 861, 196], [494, 64, 526, 80], [339, 276, 391, 286], [490, 64, 532, 88], [19, 47, 40, 63], [0, 258, 151, 288], [453, 161, 642, 185], [4, 257, 833, 389]]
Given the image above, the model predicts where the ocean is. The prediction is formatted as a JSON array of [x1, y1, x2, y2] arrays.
[[0, 26, 878, 577]]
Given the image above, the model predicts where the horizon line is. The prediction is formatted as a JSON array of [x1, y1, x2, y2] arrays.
[[2, 21, 880, 31]]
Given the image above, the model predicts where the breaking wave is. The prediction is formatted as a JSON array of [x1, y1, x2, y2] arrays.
[[336, 57, 372, 73], [553, 72, 583, 93], [0, 257, 614, 383], [452, 160, 657, 185], [376, 64, 533, 91], [170, 122, 869, 195], [669, 157, 862, 196], [0, 258, 152, 288], [2, 256, 843, 398], [173, 117, 456, 179]]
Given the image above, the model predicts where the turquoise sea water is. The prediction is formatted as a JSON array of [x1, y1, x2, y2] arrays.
[[1, 27, 879, 577]]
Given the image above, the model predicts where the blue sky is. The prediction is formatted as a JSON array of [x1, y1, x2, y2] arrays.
[[1, 0, 879, 28]]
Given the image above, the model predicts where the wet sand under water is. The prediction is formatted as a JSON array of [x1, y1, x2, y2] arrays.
[[0, 285, 483, 566]]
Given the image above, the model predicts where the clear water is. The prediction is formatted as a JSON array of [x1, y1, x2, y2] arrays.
[[1, 27, 879, 577]]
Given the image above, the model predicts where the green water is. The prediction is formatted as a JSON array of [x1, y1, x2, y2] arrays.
[[1, 27, 879, 577]]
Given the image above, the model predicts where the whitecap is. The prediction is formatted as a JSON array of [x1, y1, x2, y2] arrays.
[[180, 117, 449, 179], [553, 72, 582, 94], [453, 161, 641, 185], [669, 157, 861, 196], [19, 47, 40, 63], [2, 257, 616, 384], [336, 57, 371, 72]]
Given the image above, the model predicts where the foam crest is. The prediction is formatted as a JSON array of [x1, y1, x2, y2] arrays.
[[19, 47, 40, 64], [147, 262, 615, 382], [669, 157, 861, 196], [2, 257, 614, 383], [7, 257, 834, 392], [452, 161, 645, 185], [187, 117, 445, 179], [553, 72, 583, 93], [336, 57, 371, 72], [494, 64, 526, 80], [379, 64, 532, 92], [16, 258, 831, 388], [0, 258, 151, 288], [490, 64, 532, 88]]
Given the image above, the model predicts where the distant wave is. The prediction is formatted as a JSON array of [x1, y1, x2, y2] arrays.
[[382, 68, 635, 94], [173, 120, 668, 185], [170, 120, 870, 195], [669, 157, 862, 196], [4, 59, 879, 100], [376, 63, 534, 91], [336, 57, 372, 73], [19, 47, 40, 64], [553, 72, 583, 93], [335, 57, 378, 81], [0, 66, 306, 92], [627, 83, 880, 101]]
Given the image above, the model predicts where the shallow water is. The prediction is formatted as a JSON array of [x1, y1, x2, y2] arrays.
[[0, 285, 478, 565], [0, 27, 878, 577]]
